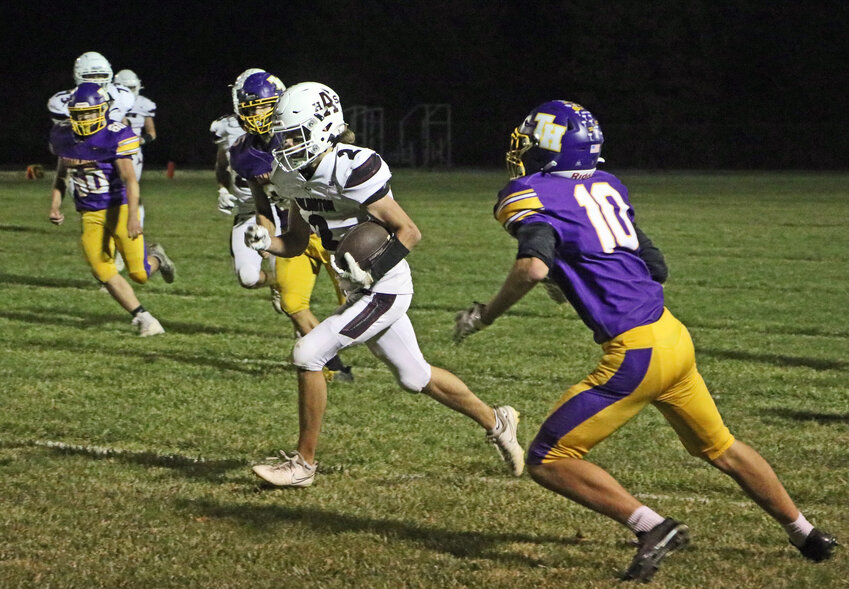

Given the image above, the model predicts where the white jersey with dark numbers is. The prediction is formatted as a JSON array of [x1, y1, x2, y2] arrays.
[[123, 94, 156, 136], [269, 143, 413, 295], [48, 83, 136, 124], [210, 115, 253, 207]]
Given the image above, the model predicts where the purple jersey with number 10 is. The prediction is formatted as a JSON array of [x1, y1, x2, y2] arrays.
[[495, 170, 664, 343]]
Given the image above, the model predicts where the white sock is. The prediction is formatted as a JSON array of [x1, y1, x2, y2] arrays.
[[627, 506, 666, 535], [784, 512, 814, 547]]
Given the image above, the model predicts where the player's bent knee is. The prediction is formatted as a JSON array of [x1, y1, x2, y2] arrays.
[[129, 270, 149, 284], [291, 337, 326, 372], [398, 367, 431, 393], [236, 267, 262, 288], [280, 294, 309, 316], [527, 440, 586, 464], [91, 265, 118, 283]]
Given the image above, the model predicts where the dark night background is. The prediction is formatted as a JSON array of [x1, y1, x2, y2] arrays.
[[3, 1, 847, 170]]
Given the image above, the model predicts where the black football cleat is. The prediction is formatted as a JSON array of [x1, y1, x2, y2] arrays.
[[622, 519, 690, 583], [794, 528, 837, 562]]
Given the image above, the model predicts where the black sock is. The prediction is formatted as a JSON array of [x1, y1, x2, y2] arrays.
[[324, 355, 344, 371], [130, 305, 146, 317]]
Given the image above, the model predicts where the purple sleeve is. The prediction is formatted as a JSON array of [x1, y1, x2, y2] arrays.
[[229, 136, 273, 179]]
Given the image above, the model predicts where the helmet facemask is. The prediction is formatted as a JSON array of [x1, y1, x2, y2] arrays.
[[272, 115, 338, 172], [238, 97, 278, 135], [506, 128, 534, 179], [69, 102, 108, 136]]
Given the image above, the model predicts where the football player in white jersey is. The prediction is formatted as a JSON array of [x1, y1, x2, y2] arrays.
[[243, 82, 524, 487], [48, 52, 135, 125], [113, 70, 156, 182]]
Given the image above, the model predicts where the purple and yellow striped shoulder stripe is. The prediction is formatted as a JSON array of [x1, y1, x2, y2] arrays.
[[494, 188, 544, 231], [116, 134, 140, 157]]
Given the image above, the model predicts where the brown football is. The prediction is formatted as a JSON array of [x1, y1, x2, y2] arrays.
[[335, 221, 392, 271]]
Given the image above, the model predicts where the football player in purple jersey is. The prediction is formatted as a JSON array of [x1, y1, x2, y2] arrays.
[[454, 100, 836, 581], [48, 83, 176, 337]]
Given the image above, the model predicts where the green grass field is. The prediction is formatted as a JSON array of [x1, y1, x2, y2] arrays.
[[1, 169, 847, 588]]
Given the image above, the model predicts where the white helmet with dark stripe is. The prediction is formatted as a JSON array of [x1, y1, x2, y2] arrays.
[[271, 82, 346, 172]]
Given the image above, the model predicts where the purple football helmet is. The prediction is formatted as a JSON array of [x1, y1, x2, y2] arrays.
[[506, 100, 603, 179], [68, 82, 110, 136], [236, 71, 286, 134]]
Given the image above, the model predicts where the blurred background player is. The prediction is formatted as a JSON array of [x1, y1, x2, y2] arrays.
[[48, 52, 135, 124], [113, 69, 156, 184], [243, 81, 522, 487], [453, 99, 837, 581], [48, 83, 176, 337], [112, 69, 157, 253], [222, 70, 352, 381]]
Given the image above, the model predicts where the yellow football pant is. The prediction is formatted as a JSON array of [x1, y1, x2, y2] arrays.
[[80, 205, 150, 284], [529, 308, 734, 463], [273, 234, 345, 315]]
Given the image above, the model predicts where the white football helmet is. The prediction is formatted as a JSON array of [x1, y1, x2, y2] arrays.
[[73, 51, 113, 87], [271, 82, 346, 172], [114, 69, 142, 95], [231, 67, 265, 113]]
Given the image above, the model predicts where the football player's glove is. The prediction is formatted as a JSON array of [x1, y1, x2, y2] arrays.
[[245, 224, 271, 251], [454, 302, 488, 343], [330, 252, 374, 291], [217, 187, 237, 214]]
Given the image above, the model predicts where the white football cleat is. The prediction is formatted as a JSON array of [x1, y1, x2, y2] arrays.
[[486, 405, 524, 476], [132, 311, 165, 337], [149, 243, 176, 283], [252, 450, 316, 487]]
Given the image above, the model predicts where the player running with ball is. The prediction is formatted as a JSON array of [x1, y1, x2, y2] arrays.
[[243, 82, 523, 487]]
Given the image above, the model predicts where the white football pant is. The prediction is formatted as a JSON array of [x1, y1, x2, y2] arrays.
[[292, 292, 432, 392]]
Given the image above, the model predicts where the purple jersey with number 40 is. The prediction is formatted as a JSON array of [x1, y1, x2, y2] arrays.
[[495, 170, 664, 343], [49, 122, 139, 212]]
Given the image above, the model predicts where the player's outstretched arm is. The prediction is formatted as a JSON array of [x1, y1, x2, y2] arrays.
[[454, 256, 549, 343]]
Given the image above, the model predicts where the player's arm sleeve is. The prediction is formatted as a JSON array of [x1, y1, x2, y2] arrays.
[[515, 222, 557, 268], [633, 222, 668, 284]]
